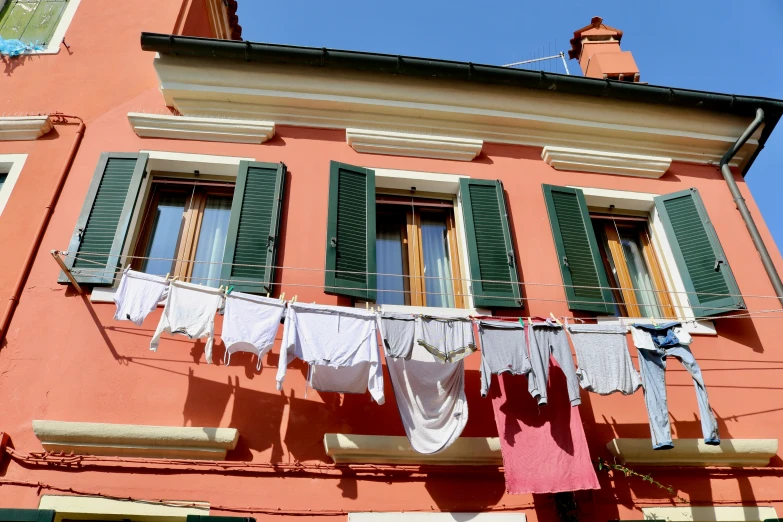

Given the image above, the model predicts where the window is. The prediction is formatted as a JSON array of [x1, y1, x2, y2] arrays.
[[375, 195, 463, 308], [132, 179, 234, 287], [0, 153, 26, 218], [543, 185, 745, 318], [59, 153, 286, 296], [0, 0, 67, 46], [591, 213, 675, 318], [324, 161, 523, 310]]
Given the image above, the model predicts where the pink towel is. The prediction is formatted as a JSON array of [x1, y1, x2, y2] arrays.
[[490, 362, 600, 495]]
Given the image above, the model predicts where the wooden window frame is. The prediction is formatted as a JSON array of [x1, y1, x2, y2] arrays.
[[591, 213, 675, 318], [132, 178, 234, 283], [376, 195, 465, 309]]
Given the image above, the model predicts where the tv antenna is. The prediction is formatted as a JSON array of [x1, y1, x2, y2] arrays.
[[502, 51, 570, 75]]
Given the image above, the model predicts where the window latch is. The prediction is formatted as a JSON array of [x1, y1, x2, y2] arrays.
[[330, 237, 337, 248], [714, 258, 725, 271], [77, 227, 84, 241], [507, 252, 515, 266], [562, 256, 570, 269]]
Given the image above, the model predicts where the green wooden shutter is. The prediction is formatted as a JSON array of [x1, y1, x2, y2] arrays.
[[59, 153, 148, 286], [654, 188, 745, 316], [0, 510, 55, 522], [460, 178, 522, 308], [542, 184, 613, 314], [0, 1, 36, 40], [0, 0, 67, 45], [324, 161, 376, 301], [21, 0, 66, 45], [220, 161, 286, 294]]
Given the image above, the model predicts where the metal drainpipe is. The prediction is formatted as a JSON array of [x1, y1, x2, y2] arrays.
[[0, 114, 85, 344], [720, 108, 783, 307]]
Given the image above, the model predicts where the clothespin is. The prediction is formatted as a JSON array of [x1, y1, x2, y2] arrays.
[[165, 272, 170, 281], [549, 312, 562, 326], [266, 292, 270, 298], [226, 285, 234, 295], [291, 295, 298, 304], [279, 292, 286, 302], [650, 316, 658, 327], [219, 285, 225, 292], [365, 302, 369, 310]]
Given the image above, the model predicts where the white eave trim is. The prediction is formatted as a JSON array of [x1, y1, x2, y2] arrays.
[[606, 438, 778, 467], [324, 433, 501, 465], [347, 128, 483, 161], [0, 116, 53, 141], [152, 55, 762, 169], [32, 420, 239, 460], [128, 112, 275, 144], [542, 146, 672, 178]]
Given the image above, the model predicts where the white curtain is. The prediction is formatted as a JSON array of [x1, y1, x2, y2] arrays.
[[191, 196, 232, 287], [421, 216, 455, 308], [621, 235, 661, 317]]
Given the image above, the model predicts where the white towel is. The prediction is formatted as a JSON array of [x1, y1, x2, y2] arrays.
[[113, 269, 169, 326], [386, 343, 468, 454], [222, 292, 285, 370], [150, 281, 223, 363], [276, 302, 384, 404]]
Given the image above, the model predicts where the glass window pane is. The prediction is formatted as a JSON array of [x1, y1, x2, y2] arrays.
[[421, 214, 455, 308], [191, 195, 232, 288], [0, 172, 7, 192], [376, 219, 406, 305], [141, 192, 187, 277], [619, 228, 662, 317]]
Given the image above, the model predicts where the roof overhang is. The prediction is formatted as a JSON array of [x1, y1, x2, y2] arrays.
[[142, 33, 783, 175]]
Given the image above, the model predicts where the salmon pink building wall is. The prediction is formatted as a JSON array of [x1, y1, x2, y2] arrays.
[[1, 2, 783, 521]]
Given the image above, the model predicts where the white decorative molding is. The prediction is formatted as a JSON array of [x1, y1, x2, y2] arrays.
[[152, 55, 761, 169], [32, 420, 239, 460], [347, 128, 483, 161], [542, 146, 672, 178], [0, 116, 53, 140], [39, 495, 209, 522], [641, 506, 777, 521], [606, 438, 778, 467], [350, 515, 526, 522], [324, 434, 501, 465], [128, 113, 275, 144]]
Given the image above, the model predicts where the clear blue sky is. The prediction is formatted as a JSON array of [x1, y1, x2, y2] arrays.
[[237, 0, 783, 248]]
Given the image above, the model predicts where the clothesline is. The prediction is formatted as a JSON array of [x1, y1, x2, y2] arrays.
[[53, 252, 783, 322], [59, 250, 783, 302]]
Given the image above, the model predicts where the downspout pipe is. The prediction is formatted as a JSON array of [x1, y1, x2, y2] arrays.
[[720, 108, 783, 307], [0, 115, 85, 344]]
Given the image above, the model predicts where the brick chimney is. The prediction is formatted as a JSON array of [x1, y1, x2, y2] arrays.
[[569, 16, 640, 82]]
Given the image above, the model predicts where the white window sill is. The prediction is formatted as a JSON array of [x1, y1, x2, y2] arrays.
[[359, 303, 491, 317], [597, 316, 716, 336], [90, 286, 119, 304]]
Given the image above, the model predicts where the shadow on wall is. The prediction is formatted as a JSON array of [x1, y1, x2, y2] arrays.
[[2, 53, 37, 76], [183, 369, 286, 462]]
